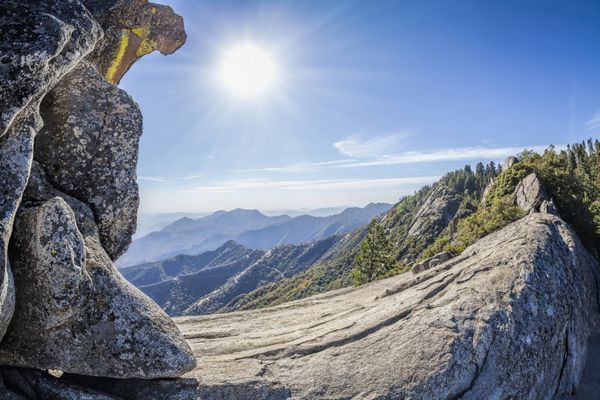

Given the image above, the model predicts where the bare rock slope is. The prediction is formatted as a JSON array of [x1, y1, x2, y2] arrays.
[[173, 214, 600, 399], [10, 213, 598, 399]]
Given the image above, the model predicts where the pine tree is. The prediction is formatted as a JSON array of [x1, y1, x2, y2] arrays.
[[351, 221, 396, 286]]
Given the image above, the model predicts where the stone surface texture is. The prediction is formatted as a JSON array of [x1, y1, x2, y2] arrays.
[[515, 172, 551, 213], [35, 61, 142, 260], [0, 171, 195, 379], [0, 0, 101, 344], [501, 156, 519, 171], [407, 184, 461, 238], [0, 0, 193, 387], [411, 250, 454, 274], [83, 0, 187, 84], [0, 0, 102, 138], [176, 214, 600, 399], [3, 214, 596, 399]]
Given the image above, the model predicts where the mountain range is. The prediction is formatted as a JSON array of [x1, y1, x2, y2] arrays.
[[118, 203, 391, 266], [122, 237, 341, 316]]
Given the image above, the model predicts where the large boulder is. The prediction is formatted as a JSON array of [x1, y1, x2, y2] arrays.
[[83, 0, 187, 84], [501, 156, 519, 171], [0, 0, 101, 138], [35, 61, 142, 260], [411, 250, 453, 274], [514, 172, 552, 214], [0, 190, 196, 379]]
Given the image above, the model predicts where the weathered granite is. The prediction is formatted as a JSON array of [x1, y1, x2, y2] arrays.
[[35, 61, 142, 260], [174, 214, 599, 399], [83, 0, 187, 84], [407, 184, 461, 239], [0, 0, 101, 138], [12, 213, 595, 399], [0, 191, 196, 379], [0, 0, 102, 344], [501, 156, 519, 171], [411, 250, 453, 274], [515, 172, 552, 214], [0, 108, 41, 343]]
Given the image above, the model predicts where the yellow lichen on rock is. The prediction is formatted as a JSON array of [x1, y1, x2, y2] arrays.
[[105, 29, 130, 84]]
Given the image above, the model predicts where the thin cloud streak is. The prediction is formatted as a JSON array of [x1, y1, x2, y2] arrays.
[[177, 176, 440, 194], [238, 144, 555, 173], [334, 131, 413, 158], [587, 110, 600, 131], [337, 145, 552, 168], [138, 176, 166, 182]]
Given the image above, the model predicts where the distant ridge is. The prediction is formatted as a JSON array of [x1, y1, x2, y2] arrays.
[[118, 203, 391, 267]]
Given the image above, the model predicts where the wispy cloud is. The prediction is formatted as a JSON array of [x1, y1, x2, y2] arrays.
[[138, 173, 205, 182], [586, 110, 600, 131], [334, 131, 413, 158], [178, 176, 440, 194], [237, 144, 554, 173], [138, 176, 166, 182], [239, 159, 354, 173], [337, 144, 552, 168]]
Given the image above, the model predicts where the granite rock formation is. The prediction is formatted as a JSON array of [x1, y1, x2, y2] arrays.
[[0, 0, 193, 388], [1, 214, 598, 399], [515, 172, 552, 214], [83, 0, 187, 84], [0, 187, 195, 378], [411, 250, 453, 274], [407, 184, 461, 238], [35, 61, 142, 260]]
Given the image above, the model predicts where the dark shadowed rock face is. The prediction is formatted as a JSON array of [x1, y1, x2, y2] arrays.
[[0, 0, 102, 138], [83, 0, 187, 84], [35, 61, 142, 260], [0, 0, 102, 344]]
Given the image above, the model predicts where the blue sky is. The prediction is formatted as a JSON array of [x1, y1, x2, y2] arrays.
[[121, 0, 600, 213]]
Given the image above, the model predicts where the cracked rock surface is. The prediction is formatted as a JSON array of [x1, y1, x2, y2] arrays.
[[172, 214, 600, 399], [35, 61, 142, 260], [0, 0, 193, 389], [0, 167, 195, 379], [19, 214, 598, 399]]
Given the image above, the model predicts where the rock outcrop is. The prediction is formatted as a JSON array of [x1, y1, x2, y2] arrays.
[[35, 61, 142, 260], [1, 214, 597, 399], [0, 187, 195, 378], [155, 215, 600, 398], [411, 250, 453, 274], [407, 184, 460, 239], [0, 0, 103, 344], [83, 0, 187, 84], [501, 155, 519, 171], [515, 172, 554, 214], [0, 0, 193, 388]]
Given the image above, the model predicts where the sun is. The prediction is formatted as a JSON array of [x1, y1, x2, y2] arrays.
[[217, 43, 279, 98]]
